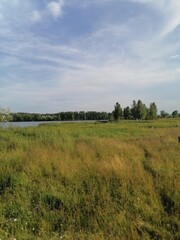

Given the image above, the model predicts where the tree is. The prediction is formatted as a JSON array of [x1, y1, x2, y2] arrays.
[[131, 100, 137, 119], [136, 100, 147, 120], [0, 107, 12, 122], [79, 111, 86, 120], [113, 102, 122, 121], [148, 102, 157, 119], [172, 110, 178, 118], [123, 106, 131, 119], [160, 110, 169, 118]]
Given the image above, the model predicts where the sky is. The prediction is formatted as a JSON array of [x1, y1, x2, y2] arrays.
[[0, 0, 180, 113]]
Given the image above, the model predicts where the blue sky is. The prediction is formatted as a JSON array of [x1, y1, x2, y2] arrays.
[[0, 0, 180, 113]]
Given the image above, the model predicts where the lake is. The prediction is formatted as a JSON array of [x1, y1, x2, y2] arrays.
[[0, 120, 97, 128]]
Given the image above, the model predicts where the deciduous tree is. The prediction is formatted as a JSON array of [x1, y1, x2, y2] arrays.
[[113, 102, 122, 121], [123, 106, 131, 119], [172, 110, 178, 118], [148, 102, 157, 119], [136, 100, 147, 120], [0, 107, 12, 122]]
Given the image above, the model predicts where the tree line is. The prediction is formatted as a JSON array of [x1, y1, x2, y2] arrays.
[[113, 100, 158, 120], [12, 111, 110, 122], [0, 100, 179, 122]]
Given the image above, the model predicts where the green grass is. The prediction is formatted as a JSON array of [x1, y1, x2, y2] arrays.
[[0, 119, 180, 239]]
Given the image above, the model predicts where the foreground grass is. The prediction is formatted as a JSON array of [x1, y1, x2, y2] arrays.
[[0, 119, 180, 239]]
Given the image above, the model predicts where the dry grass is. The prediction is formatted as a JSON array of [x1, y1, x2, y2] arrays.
[[0, 119, 180, 239]]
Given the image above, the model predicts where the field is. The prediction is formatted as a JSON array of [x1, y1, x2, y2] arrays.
[[0, 119, 180, 239]]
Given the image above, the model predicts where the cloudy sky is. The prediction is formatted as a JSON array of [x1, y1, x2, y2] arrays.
[[0, 0, 180, 113]]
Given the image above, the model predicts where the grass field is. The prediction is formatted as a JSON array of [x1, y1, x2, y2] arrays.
[[0, 119, 180, 239]]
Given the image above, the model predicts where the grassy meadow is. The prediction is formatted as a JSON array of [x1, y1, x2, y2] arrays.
[[0, 119, 180, 239]]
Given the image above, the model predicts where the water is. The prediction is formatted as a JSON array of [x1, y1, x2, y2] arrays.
[[1, 120, 97, 128], [1, 121, 51, 128]]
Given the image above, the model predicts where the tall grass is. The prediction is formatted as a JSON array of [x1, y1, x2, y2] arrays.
[[0, 119, 180, 239]]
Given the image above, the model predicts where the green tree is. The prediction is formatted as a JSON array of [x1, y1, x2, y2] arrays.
[[123, 106, 131, 119], [113, 102, 122, 121], [0, 107, 12, 122], [73, 111, 79, 120], [136, 100, 147, 120], [79, 111, 86, 120], [160, 110, 169, 118], [148, 102, 157, 119], [131, 100, 137, 119], [131, 100, 147, 120], [172, 110, 178, 118]]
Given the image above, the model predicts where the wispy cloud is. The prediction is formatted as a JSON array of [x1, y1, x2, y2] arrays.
[[0, 0, 179, 112], [132, 0, 180, 37], [159, 0, 180, 37], [170, 54, 180, 59]]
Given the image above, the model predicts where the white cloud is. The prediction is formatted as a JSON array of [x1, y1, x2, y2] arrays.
[[0, 3, 5, 22], [170, 55, 180, 59], [31, 10, 41, 23], [0, 13, 3, 21], [47, 0, 64, 19], [0, 0, 180, 112]]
